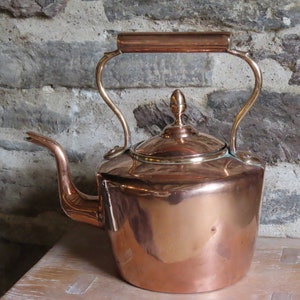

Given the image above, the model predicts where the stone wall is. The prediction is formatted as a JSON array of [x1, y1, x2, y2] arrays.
[[0, 0, 299, 294]]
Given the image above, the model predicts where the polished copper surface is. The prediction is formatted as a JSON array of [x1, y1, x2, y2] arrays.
[[26, 32, 265, 294], [117, 32, 231, 53], [26, 132, 104, 228], [99, 153, 264, 293]]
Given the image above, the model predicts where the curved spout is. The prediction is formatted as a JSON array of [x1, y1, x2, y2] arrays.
[[26, 132, 104, 228]]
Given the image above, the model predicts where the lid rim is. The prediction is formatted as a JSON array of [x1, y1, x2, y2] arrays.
[[130, 144, 228, 164]]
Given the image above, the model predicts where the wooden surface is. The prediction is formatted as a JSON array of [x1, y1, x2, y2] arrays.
[[3, 224, 300, 300]]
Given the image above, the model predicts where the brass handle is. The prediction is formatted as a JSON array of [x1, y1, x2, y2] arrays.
[[96, 32, 262, 160], [227, 49, 262, 155]]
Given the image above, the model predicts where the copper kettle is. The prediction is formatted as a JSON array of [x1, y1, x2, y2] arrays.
[[26, 32, 264, 293]]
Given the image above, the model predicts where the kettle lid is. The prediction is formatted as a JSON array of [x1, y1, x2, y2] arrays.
[[130, 89, 227, 164]]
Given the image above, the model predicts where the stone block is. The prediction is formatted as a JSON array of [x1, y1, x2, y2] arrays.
[[0, 41, 102, 89], [0, 101, 72, 133], [103, 0, 299, 31], [254, 34, 300, 86], [0, 42, 213, 89], [106, 53, 213, 89], [0, 0, 67, 18], [259, 163, 300, 237], [206, 90, 300, 164], [261, 189, 300, 225]]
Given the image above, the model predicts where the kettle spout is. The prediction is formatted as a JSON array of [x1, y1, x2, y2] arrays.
[[26, 132, 104, 228]]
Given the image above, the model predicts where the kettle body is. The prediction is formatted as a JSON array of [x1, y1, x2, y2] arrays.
[[99, 153, 264, 293]]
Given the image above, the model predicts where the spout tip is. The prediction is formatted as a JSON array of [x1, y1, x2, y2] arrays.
[[25, 131, 44, 145], [25, 131, 61, 151], [25, 131, 35, 142]]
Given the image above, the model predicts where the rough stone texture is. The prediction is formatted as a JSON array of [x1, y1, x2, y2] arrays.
[[207, 90, 300, 164], [291, 59, 300, 85], [108, 53, 213, 89], [0, 41, 213, 89], [1, 36, 298, 91], [0, 100, 72, 133], [0, 41, 104, 89], [278, 34, 300, 86], [259, 163, 300, 238], [133, 90, 300, 164], [103, 0, 300, 31], [261, 189, 300, 225], [255, 34, 300, 86], [0, 0, 67, 18]]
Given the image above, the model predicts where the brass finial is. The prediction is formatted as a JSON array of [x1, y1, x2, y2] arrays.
[[170, 89, 186, 126]]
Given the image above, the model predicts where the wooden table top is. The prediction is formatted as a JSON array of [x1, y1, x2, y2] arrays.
[[3, 224, 300, 299]]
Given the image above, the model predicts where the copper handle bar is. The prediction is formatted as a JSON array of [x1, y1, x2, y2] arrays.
[[96, 32, 262, 160], [117, 32, 231, 53]]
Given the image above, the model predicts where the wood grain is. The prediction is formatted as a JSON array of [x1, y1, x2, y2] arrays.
[[3, 224, 300, 299]]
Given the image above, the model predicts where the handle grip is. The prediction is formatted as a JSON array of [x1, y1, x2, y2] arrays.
[[117, 32, 231, 53]]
